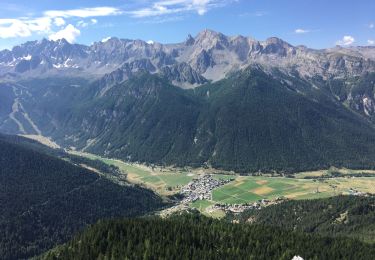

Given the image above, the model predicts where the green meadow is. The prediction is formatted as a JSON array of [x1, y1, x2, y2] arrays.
[[70, 151, 375, 204]]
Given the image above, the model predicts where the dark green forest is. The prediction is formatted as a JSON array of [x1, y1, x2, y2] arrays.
[[22, 68, 375, 173], [0, 135, 165, 259], [227, 196, 375, 243], [41, 214, 375, 260]]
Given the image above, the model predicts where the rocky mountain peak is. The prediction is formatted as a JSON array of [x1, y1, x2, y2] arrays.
[[196, 29, 221, 37], [194, 29, 228, 49], [185, 34, 195, 46], [54, 38, 70, 45], [264, 37, 292, 47], [261, 37, 295, 56], [1, 31, 375, 86]]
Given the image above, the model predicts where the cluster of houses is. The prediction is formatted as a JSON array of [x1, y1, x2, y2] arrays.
[[211, 202, 260, 213], [180, 174, 233, 204], [180, 174, 290, 214], [211, 197, 287, 213]]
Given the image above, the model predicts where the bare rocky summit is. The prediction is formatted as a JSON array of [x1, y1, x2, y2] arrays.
[[1, 29, 374, 87]]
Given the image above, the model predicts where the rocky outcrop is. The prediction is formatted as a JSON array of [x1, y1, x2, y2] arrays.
[[161, 62, 208, 87]]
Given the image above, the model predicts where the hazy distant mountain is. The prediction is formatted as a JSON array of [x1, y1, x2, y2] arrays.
[[2, 30, 375, 172]]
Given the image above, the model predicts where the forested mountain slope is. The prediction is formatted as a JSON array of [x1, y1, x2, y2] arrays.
[[41, 214, 375, 260], [0, 134, 165, 259], [227, 196, 375, 243], [32, 68, 375, 172]]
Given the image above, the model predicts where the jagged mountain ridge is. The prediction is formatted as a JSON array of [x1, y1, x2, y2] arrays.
[[2, 31, 375, 172], [1, 29, 375, 88]]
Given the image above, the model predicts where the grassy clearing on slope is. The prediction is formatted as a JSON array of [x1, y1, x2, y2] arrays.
[[190, 200, 225, 218]]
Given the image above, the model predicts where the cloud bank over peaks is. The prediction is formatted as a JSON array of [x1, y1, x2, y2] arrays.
[[0, 2, 234, 43], [127, 0, 231, 18], [48, 24, 81, 43], [336, 35, 355, 46], [0, 6, 121, 42]]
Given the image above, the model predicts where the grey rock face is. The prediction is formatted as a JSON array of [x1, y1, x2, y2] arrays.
[[161, 62, 208, 87], [0, 29, 375, 87]]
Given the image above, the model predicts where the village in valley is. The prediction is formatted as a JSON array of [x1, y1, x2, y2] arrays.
[[180, 174, 232, 203], [161, 170, 374, 217], [179, 174, 287, 214], [68, 150, 375, 218]]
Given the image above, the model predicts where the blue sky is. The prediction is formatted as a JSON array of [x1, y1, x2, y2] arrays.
[[0, 0, 374, 50]]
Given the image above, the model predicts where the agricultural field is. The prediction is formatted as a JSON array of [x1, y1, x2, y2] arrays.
[[295, 168, 375, 178], [190, 200, 226, 218], [211, 176, 375, 204], [70, 151, 375, 207], [69, 151, 197, 195]]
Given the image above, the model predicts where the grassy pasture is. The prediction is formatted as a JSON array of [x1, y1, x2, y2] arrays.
[[69, 151, 375, 205], [295, 168, 375, 178], [69, 151, 196, 195], [212, 176, 375, 204]]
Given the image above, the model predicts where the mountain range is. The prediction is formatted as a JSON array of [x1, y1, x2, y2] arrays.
[[1, 29, 375, 86], [2, 29, 375, 172]]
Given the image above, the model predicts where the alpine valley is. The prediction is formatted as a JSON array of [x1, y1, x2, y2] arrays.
[[1, 30, 375, 172], [2, 24, 375, 260]]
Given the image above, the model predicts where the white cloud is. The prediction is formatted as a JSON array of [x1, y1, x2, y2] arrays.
[[0, 19, 18, 25], [193, 0, 210, 15], [101, 37, 111, 43], [0, 2, 238, 41], [368, 40, 375, 45], [147, 40, 155, 44], [295, 28, 309, 34], [369, 23, 374, 29], [336, 35, 355, 46], [0, 17, 52, 38], [77, 18, 98, 28], [0, 6, 120, 39], [0, 19, 31, 38], [54, 17, 65, 26], [28, 17, 52, 32], [136, 15, 185, 24], [48, 24, 80, 43], [128, 0, 230, 17], [77, 20, 88, 28], [44, 7, 121, 18]]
